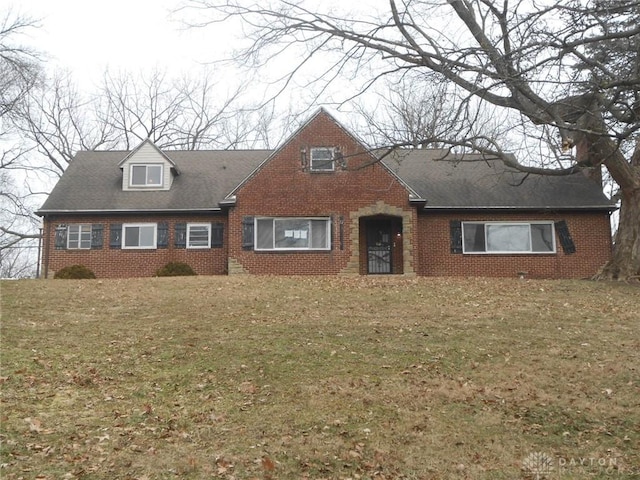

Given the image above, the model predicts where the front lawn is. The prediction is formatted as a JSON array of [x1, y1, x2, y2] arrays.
[[1, 276, 638, 479]]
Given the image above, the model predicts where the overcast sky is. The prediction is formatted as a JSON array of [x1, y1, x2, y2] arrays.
[[18, 0, 386, 106], [19, 0, 226, 89]]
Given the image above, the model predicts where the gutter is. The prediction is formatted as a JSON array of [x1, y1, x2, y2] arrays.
[[36, 207, 223, 216], [422, 205, 617, 212]]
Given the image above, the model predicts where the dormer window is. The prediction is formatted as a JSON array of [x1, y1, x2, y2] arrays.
[[119, 140, 177, 191], [310, 147, 335, 172], [130, 164, 163, 187]]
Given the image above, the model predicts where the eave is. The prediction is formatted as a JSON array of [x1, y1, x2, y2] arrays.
[[421, 205, 617, 212], [218, 196, 237, 207], [36, 207, 223, 217]]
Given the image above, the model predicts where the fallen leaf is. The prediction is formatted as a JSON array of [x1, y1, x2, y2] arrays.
[[25, 417, 42, 433], [238, 381, 258, 394], [262, 455, 275, 471]]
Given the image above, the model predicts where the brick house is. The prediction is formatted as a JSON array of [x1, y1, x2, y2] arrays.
[[37, 109, 615, 279]]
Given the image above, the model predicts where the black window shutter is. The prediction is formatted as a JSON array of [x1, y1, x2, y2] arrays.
[[242, 216, 254, 250], [329, 215, 334, 250], [109, 224, 122, 249], [211, 222, 224, 248], [157, 222, 169, 248], [55, 225, 67, 250], [555, 220, 576, 254], [450, 220, 463, 254], [175, 223, 187, 248], [91, 224, 103, 249]]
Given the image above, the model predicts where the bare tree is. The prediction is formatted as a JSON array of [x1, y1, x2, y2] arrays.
[[92, 69, 259, 151], [12, 67, 257, 185], [4, 60, 281, 276], [351, 75, 510, 152], [185, 0, 640, 280], [1, 9, 42, 276], [0, 9, 40, 121]]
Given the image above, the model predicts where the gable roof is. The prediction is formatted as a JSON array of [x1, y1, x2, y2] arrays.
[[117, 138, 179, 172], [38, 149, 270, 214], [382, 149, 614, 210], [37, 126, 615, 215], [224, 108, 403, 199], [224, 108, 424, 203]]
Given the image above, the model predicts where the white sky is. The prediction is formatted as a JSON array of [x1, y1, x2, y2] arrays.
[[18, 0, 225, 89], [17, 0, 389, 102]]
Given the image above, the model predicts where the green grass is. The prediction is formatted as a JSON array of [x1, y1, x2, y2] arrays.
[[1, 276, 639, 479]]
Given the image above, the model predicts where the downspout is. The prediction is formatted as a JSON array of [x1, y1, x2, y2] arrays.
[[36, 227, 43, 278], [41, 218, 50, 279]]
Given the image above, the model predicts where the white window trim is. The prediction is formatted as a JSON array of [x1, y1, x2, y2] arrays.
[[254, 217, 331, 251], [461, 221, 556, 254], [309, 147, 335, 172], [129, 164, 164, 187], [122, 223, 157, 249], [67, 224, 92, 249], [187, 223, 211, 249]]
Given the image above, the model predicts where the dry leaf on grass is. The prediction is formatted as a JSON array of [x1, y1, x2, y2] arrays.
[[261, 455, 276, 471], [238, 381, 258, 394], [25, 417, 42, 433]]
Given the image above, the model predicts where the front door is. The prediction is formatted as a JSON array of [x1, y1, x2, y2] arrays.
[[366, 219, 392, 274]]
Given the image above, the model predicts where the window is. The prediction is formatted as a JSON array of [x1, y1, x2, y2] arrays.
[[187, 223, 211, 248], [462, 222, 555, 254], [56, 224, 102, 250], [255, 217, 331, 250], [123, 224, 157, 249], [130, 164, 163, 187], [67, 224, 92, 249], [310, 147, 334, 171]]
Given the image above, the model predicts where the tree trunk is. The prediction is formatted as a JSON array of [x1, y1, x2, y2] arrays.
[[579, 117, 640, 282], [595, 188, 640, 281]]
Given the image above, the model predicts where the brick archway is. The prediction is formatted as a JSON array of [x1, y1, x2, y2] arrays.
[[340, 201, 415, 275]]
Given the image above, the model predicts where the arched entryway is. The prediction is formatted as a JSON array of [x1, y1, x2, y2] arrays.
[[341, 201, 414, 276], [361, 215, 403, 274]]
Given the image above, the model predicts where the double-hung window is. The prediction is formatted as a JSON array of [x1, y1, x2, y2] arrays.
[[462, 222, 555, 254], [187, 223, 211, 248], [123, 223, 157, 249], [130, 164, 163, 187], [310, 147, 334, 171], [67, 224, 92, 249], [255, 217, 331, 251]]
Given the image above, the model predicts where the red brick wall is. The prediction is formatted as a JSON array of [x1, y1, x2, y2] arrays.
[[40, 110, 613, 280], [42, 214, 228, 278], [416, 211, 612, 279], [228, 111, 414, 275]]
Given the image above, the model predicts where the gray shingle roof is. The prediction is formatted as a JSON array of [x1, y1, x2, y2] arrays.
[[38, 150, 271, 213], [381, 149, 614, 210], [38, 147, 614, 215]]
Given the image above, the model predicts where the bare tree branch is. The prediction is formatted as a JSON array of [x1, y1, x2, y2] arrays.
[[184, 0, 640, 279]]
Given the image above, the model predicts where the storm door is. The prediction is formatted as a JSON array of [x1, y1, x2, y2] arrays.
[[366, 219, 393, 274]]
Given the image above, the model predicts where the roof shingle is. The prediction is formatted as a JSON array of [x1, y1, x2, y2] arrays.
[[382, 149, 614, 209], [38, 150, 271, 213], [38, 147, 614, 214]]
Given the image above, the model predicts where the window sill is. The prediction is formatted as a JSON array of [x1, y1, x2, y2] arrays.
[[254, 249, 332, 253], [462, 252, 556, 255]]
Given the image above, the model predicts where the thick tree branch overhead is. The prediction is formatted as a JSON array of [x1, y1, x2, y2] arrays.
[[185, 0, 639, 279]]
